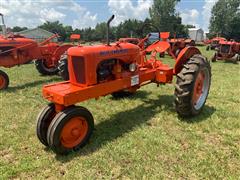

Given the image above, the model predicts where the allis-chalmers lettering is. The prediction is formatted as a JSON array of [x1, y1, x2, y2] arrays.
[[100, 49, 128, 56]]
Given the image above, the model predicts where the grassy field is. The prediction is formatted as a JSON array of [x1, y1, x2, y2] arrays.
[[0, 47, 239, 179]]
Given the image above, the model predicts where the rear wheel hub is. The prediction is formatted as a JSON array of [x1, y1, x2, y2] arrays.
[[192, 69, 210, 110]]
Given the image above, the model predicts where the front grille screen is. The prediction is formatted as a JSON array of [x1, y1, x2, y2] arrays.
[[72, 56, 86, 84]]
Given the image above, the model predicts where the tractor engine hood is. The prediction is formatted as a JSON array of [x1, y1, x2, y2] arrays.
[[67, 42, 140, 63]]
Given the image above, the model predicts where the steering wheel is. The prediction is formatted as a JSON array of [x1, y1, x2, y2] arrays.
[[140, 23, 160, 47]]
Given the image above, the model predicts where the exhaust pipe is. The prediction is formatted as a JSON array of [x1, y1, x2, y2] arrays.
[[0, 13, 7, 36], [106, 15, 115, 46]]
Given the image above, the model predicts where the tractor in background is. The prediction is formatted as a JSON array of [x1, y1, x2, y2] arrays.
[[36, 15, 211, 155], [169, 38, 195, 57], [211, 40, 240, 63], [206, 37, 226, 51], [0, 13, 77, 90]]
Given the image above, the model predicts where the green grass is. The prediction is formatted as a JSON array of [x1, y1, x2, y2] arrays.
[[0, 47, 240, 179]]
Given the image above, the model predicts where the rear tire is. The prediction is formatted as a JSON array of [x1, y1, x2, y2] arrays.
[[0, 70, 9, 90], [174, 54, 211, 117], [35, 59, 59, 75], [58, 57, 69, 81], [47, 106, 94, 155], [36, 103, 56, 146]]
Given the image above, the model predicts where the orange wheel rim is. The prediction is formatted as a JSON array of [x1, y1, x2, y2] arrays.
[[192, 71, 205, 105], [60, 117, 88, 148], [0, 75, 6, 89]]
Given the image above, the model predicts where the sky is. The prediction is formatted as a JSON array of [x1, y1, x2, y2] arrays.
[[0, 0, 218, 32]]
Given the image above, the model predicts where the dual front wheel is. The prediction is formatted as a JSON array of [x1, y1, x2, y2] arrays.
[[36, 104, 94, 154]]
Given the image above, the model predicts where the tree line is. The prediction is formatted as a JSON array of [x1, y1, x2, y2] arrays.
[[209, 0, 240, 41], [8, 0, 240, 41]]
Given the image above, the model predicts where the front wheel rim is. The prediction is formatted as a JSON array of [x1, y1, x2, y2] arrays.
[[60, 117, 88, 148], [192, 69, 210, 110], [0, 75, 6, 89]]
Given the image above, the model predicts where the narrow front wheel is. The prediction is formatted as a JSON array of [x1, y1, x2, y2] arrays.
[[36, 103, 56, 146]]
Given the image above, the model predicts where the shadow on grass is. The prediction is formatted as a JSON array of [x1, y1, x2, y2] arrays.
[[178, 105, 216, 124], [6, 77, 60, 92], [55, 94, 215, 162]]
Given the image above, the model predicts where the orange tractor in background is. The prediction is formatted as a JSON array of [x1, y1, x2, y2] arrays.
[[0, 13, 76, 90], [206, 37, 226, 51], [169, 38, 195, 57], [211, 40, 240, 63], [36, 15, 211, 155]]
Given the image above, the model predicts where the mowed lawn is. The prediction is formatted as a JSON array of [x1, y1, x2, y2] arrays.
[[0, 47, 239, 179]]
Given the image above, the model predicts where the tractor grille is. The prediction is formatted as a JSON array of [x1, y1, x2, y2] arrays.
[[220, 45, 230, 54], [72, 56, 86, 84]]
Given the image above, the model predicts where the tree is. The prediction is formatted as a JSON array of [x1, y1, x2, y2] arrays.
[[12, 26, 28, 32], [38, 21, 67, 41], [94, 22, 108, 41], [64, 25, 73, 42], [114, 19, 145, 39], [149, 0, 187, 37], [185, 25, 196, 29], [209, 0, 240, 40]]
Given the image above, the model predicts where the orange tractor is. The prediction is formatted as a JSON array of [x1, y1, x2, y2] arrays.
[[206, 37, 226, 51], [211, 40, 240, 63], [0, 13, 75, 90], [36, 15, 211, 154], [169, 38, 195, 57]]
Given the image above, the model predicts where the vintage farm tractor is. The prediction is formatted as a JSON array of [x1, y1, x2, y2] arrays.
[[211, 40, 240, 63], [36, 15, 211, 154], [206, 37, 226, 51], [169, 38, 195, 57], [0, 13, 75, 90]]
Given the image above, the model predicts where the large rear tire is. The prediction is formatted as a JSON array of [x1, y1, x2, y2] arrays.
[[174, 54, 211, 117], [58, 57, 69, 81], [35, 59, 59, 75], [0, 70, 9, 90], [47, 106, 94, 155]]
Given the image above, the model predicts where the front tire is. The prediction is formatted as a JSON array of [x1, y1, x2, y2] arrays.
[[36, 103, 56, 146], [35, 59, 59, 75], [47, 106, 94, 155], [174, 54, 211, 117], [0, 70, 9, 90]]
